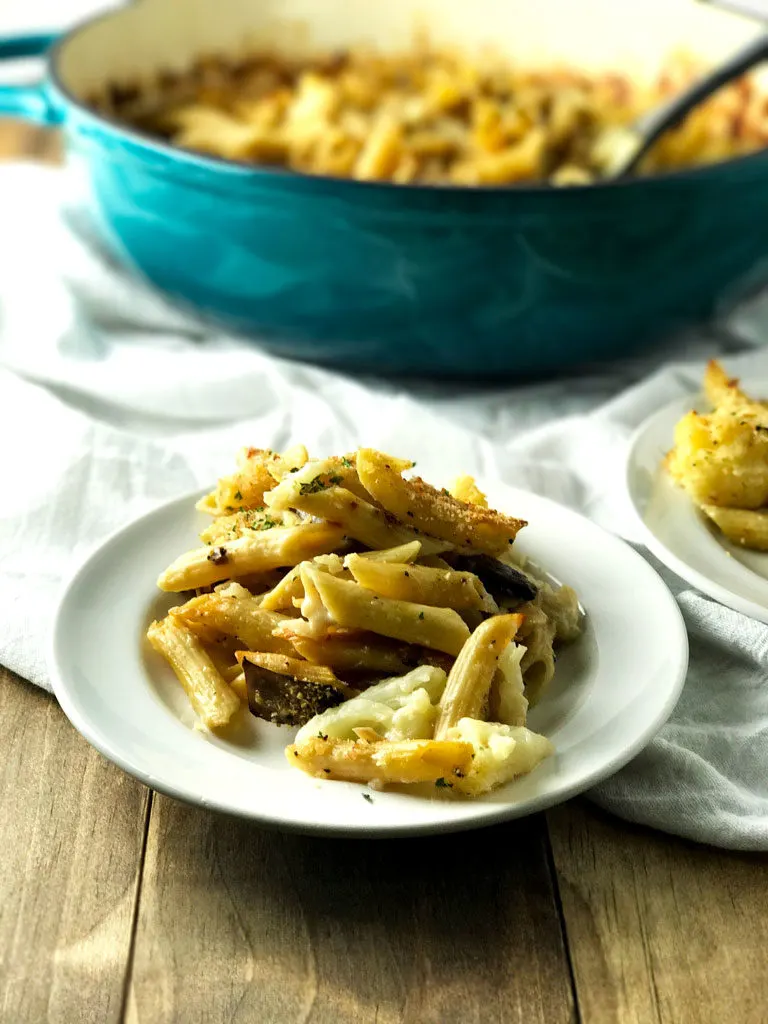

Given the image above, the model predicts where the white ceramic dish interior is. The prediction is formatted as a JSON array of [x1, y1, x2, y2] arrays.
[[56, 0, 764, 103], [50, 479, 688, 837], [627, 388, 768, 624]]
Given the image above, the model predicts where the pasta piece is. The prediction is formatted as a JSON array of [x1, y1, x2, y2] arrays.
[[266, 465, 450, 554], [229, 670, 247, 701], [446, 719, 553, 795], [287, 736, 473, 784], [291, 634, 429, 675], [537, 582, 582, 642], [418, 554, 453, 570], [237, 651, 346, 685], [346, 553, 497, 612], [259, 553, 347, 611], [450, 475, 488, 508], [265, 444, 311, 481], [356, 448, 526, 555], [156, 522, 345, 592], [197, 445, 310, 516], [434, 614, 523, 737], [488, 642, 528, 727], [199, 507, 287, 544], [147, 617, 240, 729], [170, 587, 294, 653], [516, 599, 556, 706], [306, 567, 471, 654], [259, 565, 304, 611], [701, 505, 768, 551], [354, 540, 422, 563]]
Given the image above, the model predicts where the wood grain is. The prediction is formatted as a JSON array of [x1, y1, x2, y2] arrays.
[[548, 800, 768, 1024], [126, 796, 575, 1024], [0, 671, 150, 1024]]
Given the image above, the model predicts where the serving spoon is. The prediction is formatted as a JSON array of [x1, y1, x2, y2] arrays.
[[596, 31, 768, 178]]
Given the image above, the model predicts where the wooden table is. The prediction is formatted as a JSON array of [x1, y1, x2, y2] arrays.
[[2, 121, 768, 1024]]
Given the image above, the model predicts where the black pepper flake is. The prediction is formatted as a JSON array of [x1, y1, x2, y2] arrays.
[[435, 777, 453, 789], [362, 793, 373, 803], [407, 511, 414, 518], [404, 571, 410, 577], [418, 611, 425, 620], [207, 546, 229, 565], [234, 490, 242, 500], [323, 768, 331, 774]]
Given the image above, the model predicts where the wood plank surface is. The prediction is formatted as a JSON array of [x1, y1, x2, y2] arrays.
[[125, 796, 575, 1024], [548, 800, 768, 1024], [0, 670, 150, 1024]]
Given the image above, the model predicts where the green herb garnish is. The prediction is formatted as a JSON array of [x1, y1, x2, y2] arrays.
[[435, 777, 453, 789]]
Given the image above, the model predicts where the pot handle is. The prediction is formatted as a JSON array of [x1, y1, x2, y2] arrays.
[[0, 33, 62, 125]]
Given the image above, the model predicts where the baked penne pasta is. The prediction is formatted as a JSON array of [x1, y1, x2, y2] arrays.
[[434, 614, 523, 737], [345, 553, 497, 612], [171, 584, 294, 653], [266, 465, 450, 555], [307, 567, 471, 655], [151, 445, 581, 798], [287, 736, 474, 784], [701, 505, 768, 551], [147, 617, 241, 728], [157, 521, 346, 592], [356, 448, 526, 555]]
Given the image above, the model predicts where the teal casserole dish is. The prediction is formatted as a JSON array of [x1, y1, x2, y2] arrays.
[[2, 0, 768, 378]]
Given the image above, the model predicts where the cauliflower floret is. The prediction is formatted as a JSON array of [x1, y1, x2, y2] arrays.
[[446, 718, 553, 796], [388, 688, 438, 740], [490, 642, 528, 727], [295, 666, 446, 745]]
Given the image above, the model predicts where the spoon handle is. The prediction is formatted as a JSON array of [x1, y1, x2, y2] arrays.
[[617, 32, 768, 177]]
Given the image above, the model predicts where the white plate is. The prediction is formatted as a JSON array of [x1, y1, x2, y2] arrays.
[[49, 482, 688, 837], [627, 391, 768, 624]]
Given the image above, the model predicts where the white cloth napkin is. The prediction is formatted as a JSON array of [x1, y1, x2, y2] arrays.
[[1, 163, 767, 850]]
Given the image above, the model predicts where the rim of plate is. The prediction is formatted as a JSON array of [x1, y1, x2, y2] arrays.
[[626, 395, 768, 625], [48, 485, 689, 837]]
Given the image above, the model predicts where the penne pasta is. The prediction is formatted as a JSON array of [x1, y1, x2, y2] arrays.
[[290, 633, 450, 676], [147, 617, 241, 729], [346, 553, 497, 612], [434, 614, 523, 737], [287, 736, 473, 784], [450, 475, 488, 508], [265, 461, 450, 555], [356, 448, 526, 555], [151, 444, 581, 797], [354, 540, 422, 563], [170, 587, 294, 654], [308, 567, 471, 655], [156, 521, 346, 592], [259, 553, 347, 612], [701, 505, 768, 551]]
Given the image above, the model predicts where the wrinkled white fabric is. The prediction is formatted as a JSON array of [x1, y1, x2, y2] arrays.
[[1, 163, 767, 849]]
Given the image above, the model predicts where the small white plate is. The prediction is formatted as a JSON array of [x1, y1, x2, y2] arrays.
[[627, 391, 768, 625], [50, 481, 688, 837]]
